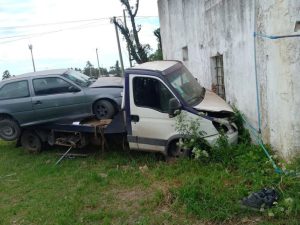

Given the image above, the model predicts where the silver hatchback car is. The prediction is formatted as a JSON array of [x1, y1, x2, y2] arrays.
[[0, 69, 123, 141]]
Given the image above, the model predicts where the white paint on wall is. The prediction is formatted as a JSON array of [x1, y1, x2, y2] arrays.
[[158, 0, 300, 159]]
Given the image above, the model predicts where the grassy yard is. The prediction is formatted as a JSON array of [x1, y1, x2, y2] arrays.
[[0, 140, 299, 225]]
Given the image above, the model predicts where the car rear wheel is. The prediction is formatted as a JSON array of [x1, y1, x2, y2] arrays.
[[0, 119, 21, 141], [21, 130, 42, 153], [93, 100, 115, 119]]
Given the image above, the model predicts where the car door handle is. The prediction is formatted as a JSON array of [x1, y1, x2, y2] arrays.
[[131, 115, 139, 122], [33, 100, 42, 105]]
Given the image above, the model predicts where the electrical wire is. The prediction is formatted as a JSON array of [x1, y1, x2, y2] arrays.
[[0, 21, 107, 45], [0, 21, 106, 40], [0, 16, 158, 44], [0, 16, 158, 30]]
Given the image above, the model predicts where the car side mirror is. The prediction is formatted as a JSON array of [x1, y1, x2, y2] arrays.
[[68, 86, 81, 92], [169, 98, 181, 118]]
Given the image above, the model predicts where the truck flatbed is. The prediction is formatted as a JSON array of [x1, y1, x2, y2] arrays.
[[37, 111, 126, 134]]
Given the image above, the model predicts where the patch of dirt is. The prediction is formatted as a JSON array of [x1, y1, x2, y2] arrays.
[[116, 188, 148, 202]]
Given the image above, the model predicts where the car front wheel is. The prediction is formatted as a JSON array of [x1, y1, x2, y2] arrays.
[[93, 100, 115, 119], [0, 119, 21, 141]]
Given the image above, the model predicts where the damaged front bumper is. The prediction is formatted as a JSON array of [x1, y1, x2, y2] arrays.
[[204, 129, 238, 146], [205, 117, 239, 145]]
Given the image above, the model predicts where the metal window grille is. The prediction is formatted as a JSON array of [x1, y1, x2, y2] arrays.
[[214, 55, 226, 100]]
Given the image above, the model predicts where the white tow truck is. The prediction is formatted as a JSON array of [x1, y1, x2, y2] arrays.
[[18, 60, 238, 157]]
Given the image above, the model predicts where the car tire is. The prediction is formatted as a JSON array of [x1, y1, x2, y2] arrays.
[[0, 119, 21, 141], [93, 100, 115, 119], [21, 130, 42, 153]]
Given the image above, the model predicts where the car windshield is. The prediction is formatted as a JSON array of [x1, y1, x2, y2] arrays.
[[165, 66, 205, 106], [61, 70, 92, 87]]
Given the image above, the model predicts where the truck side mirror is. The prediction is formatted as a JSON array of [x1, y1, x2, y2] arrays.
[[169, 98, 181, 118]]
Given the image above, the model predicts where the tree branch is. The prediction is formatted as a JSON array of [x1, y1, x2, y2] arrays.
[[113, 18, 142, 64], [133, 0, 139, 17]]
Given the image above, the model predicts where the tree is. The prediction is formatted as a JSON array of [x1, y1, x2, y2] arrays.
[[154, 28, 162, 51], [109, 61, 122, 77], [113, 0, 150, 64], [2, 70, 11, 80], [83, 61, 108, 78], [149, 28, 163, 61]]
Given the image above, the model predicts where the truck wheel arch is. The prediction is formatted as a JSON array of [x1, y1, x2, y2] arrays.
[[166, 135, 193, 158], [166, 134, 183, 154]]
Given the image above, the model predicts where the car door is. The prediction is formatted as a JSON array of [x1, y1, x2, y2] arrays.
[[31, 76, 89, 124], [128, 75, 178, 152], [0, 80, 33, 125]]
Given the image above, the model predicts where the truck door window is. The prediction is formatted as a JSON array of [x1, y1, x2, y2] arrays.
[[133, 77, 174, 113], [0, 81, 29, 100]]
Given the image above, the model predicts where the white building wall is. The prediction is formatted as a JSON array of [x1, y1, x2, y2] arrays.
[[158, 0, 300, 159]]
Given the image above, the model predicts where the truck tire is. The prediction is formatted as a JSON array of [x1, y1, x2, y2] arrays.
[[168, 140, 191, 158], [21, 130, 42, 153], [93, 100, 115, 119], [0, 119, 21, 141]]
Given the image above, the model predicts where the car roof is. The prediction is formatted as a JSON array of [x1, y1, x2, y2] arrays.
[[129, 60, 180, 73], [5, 69, 69, 81]]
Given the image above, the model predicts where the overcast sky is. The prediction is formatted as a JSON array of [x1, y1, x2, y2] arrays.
[[0, 0, 159, 75]]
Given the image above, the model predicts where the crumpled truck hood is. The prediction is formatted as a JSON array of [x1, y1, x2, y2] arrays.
[[90, 77, 124, 88], [193, 90, 233, 113]]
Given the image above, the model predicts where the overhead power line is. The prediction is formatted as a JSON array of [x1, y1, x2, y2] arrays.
[[0, 16, 159, 45], [0, 16, 158, 30], [0, 21, 101, 40], [0, 22, 104, 45]]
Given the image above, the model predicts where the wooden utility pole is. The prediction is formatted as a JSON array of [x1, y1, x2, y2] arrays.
[[96, 48, 101, 77], [113, 17, 124, 75]]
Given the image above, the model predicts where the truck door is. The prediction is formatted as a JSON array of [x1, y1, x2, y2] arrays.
[[128, 75, 177, 152]]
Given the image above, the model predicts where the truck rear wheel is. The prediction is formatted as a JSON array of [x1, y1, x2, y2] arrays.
[[21, 130, 42, 153], [0, 119, 21, 141]]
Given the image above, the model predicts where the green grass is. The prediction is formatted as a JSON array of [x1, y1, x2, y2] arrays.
[[0, 141, 299, 225]]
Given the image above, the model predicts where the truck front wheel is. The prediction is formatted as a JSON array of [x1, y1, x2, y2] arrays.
[[168, 140, 191, 158]]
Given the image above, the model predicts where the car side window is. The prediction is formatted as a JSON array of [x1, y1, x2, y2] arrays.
[[0, 80, 30, 100], [33, 77, 75, 96], [133, 77, 174, 113]]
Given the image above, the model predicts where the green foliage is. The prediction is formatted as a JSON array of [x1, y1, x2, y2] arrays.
[[0, 141, 299, 224], [83, 61, 108, 78], [149, 28, 163, 61], [175, 112, 210, 160], [2, 70, 11, 80], [231, 107, 251, 144], [108, 61, 122, 77], [173, 110, 300, 222], [267, 197, 295, 218], [149, 48, 163, 61]]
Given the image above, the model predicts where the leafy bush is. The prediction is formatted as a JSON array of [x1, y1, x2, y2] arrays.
[[175, 112, 211, 161]]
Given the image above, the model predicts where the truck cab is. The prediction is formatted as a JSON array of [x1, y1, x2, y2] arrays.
[[124, 60, 238, 156]]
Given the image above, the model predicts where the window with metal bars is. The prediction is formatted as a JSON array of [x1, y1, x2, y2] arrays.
[[211, 55, 226, 100]]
